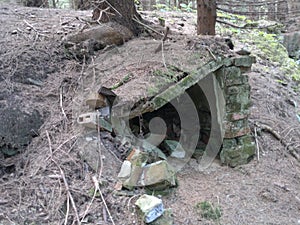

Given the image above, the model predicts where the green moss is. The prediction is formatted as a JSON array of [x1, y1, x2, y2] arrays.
[[110, 73, 133, 90], [195, 201, 222, 222], [216, 11, 300, 81], [217, 11, 247, 22], [239, 30, 300, 81]]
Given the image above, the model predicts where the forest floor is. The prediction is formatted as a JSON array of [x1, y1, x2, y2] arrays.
[[0, 2, 300, 225]]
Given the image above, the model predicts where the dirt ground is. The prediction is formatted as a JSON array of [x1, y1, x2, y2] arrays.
[[0, 2, 300, 225]]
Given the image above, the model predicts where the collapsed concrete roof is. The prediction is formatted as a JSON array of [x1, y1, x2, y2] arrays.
[[79, 37, 256, 168], [89, 38, 229, 118]]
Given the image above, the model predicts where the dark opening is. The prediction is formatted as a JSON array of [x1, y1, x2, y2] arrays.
[[129, 84, 212, 161]]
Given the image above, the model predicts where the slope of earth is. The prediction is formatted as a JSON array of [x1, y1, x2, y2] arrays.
[[0, 3, 299, 225]]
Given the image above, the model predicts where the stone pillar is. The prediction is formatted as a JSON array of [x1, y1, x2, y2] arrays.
[[217, 56, 256, 167]]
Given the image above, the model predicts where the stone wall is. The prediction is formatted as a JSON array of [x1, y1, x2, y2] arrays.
[[217, 56, 256, 167]]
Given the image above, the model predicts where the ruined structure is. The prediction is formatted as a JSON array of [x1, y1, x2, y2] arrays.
[[76, 37, 256, 170]]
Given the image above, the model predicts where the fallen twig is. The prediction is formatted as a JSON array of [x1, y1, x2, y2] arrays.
[[64, 194, 70, 225], [257, 123, 281, 140], [104, 0, 122, 17], [254, 126, 260, 161], [216, 18, 280, 30], [46, 131, 53, 159], [23, 19, 38, 32], [60, 87, 68, 121], [205, 46, 217, 61], [132, 16, 163, 37], [56, 161, 81, 225], [92, 175, 116, 225], [154, 26, 170, 53], [46, 130, 80, 225], [96, 114, 104, 177], [80, 175, 97, 223], [23, 19, 48, 38], [289, 149, 300, 161], [255, 122, 300, 161], [45, 135, 78, 162]]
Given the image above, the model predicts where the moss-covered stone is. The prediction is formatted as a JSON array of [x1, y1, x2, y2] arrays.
[[222, 138, 237, 149], [215, 69, 225, 88], [225, 75, 249, 86], [149, 208, 173, 225], [226, 112, 249, 121], [225, 100, 250, 113], [234, 56, 256, 67], [220, 135, 255, 167], [225, 83, 250, 95], [237, 135, 254, 146], [224, 66, 241, 80], [224, 126, 250, 139], [223, 57, 234, 67], [225, 96, 250, 108]]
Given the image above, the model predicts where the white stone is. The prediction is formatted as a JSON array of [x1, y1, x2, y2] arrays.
[[135, 194, 164, 223], [117, 160, 131, 180], [170, 148, 185, 159]]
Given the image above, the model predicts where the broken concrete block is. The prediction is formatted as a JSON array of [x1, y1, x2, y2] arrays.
[[220, 141, 255, 167], [85, 93, 106, 109], [142, 141, 167, 160], [77, 112, 112, 132], [98, 106, 110, 118], [163, 140, 185, 159], [127, 148, 148, 167], [77, 112, 98, 129], [149, 208, 173, 225], [140, 160, 176, 190], [122, 165, 144, 190], [135, 194, 164, 223], [117, 160, 131, 180], [120, 159, 176, 190], [98, 117, 112, 132], [233, 56, 256, 67]]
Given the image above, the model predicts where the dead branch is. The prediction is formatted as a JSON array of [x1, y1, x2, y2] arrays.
[[217, 0, 287, 7], [46, 130, 80, 225], [254, 126, 260, 161], [92, 176, 116, 225], [96, 115, 104, 177], [64, 194, 70, 225], [216, 19, 251, 29], [132, 16, 163, 37], [257, 123, 282, 140], [217, 18, 282, 30], [205, 46, 217, 61], [80, 175, 97, 223], [289, 149, 300, 161], [60, 87, 68, 121], [217, 6, 300, 16], [23, 19, 48, 37], [23, 19, 38, 32], [57, 161, 81, 225], [154, 26, 170, 54], [103, 0, 122, 17], [254, 122, 300, 161]]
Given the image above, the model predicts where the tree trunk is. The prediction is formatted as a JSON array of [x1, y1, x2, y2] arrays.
[[23, 0, 48, 7], [93, 0, 142, 35], [249, 0, 259, 21], [73, 0, 92, 10], [197, 0, 216, 35], [268, 2, 276, 21], [277, 0, 288, 22]]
